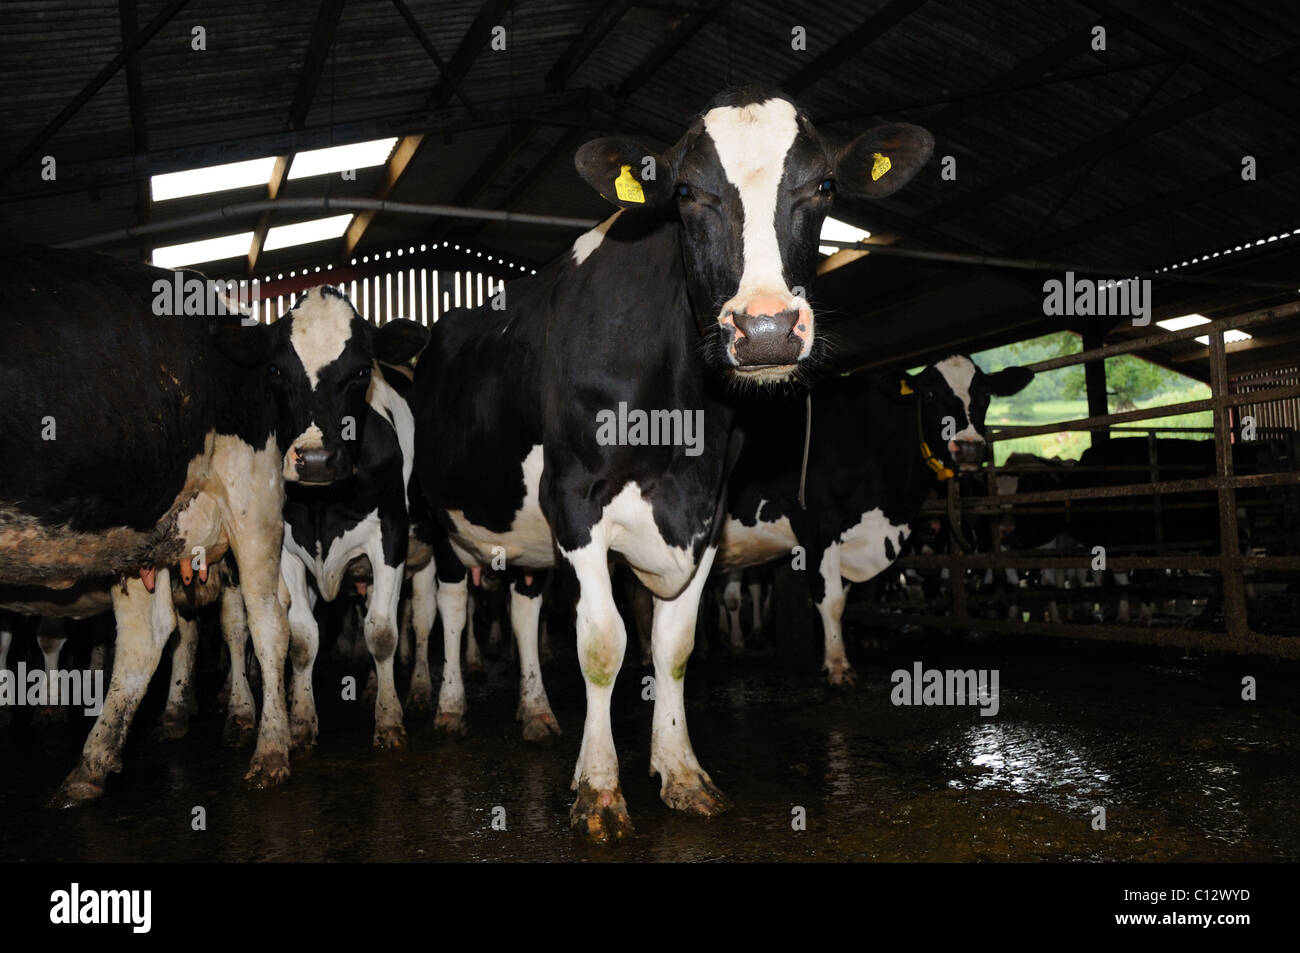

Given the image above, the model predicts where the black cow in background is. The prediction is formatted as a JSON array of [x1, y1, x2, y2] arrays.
[[719, 355, 1033, 683]]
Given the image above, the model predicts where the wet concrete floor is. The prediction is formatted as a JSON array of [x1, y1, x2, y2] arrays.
[[2, 628, 1297, 862]]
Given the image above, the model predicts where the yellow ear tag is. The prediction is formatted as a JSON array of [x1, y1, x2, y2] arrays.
[[614, 165, 645, 204], [899, 379, 914, 395], [871, 152, 892, 181]]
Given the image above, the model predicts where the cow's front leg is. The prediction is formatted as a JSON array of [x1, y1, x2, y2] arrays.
[[650, 546, 730, 816], [513, 573, 559, 740], [434, 574, 469, 735], [50, 573, 175, 807], [404, 560, 437, 715], [33, 620, 68, 726], [153, 614, 199, 741], [563, 538, 632, 843], [220, 584, 257, 747], [364, 551, 406, 749], [723, 570, 745, 655], [281, 555, 320, 752], [815, 546, 855, 687]]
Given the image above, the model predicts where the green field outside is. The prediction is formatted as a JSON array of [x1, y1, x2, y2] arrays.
[[986, 384, 1214, 464]]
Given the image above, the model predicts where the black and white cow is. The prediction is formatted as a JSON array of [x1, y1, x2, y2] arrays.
[[0, 245, 421, 805], [265, 287, 428, 750], [720, 356, 1033, 684], [412, 88, 933, 841], [207, 287, 430, 749]]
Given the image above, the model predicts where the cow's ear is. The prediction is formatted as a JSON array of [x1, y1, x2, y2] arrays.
[[374, 318, 429, 366], [836, 124, 934, 198], [575, 138, 671, 208], [985, 366, 1034, 396], [209, 317, 274, 367]]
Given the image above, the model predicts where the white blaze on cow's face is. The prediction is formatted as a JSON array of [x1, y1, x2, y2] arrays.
[[273, 287, 376, 485], [935, 355, 982, 445], [697, 98, 819, 378]]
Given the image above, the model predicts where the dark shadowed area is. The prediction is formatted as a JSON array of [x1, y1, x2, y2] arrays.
[[2, 624, 1296, 862]]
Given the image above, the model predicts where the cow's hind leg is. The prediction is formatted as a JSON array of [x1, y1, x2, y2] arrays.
[[563, 538, 633, 843], [34, 620, 68, 725], [434, 575, 470, 735], [650, 546, 730, 817], [816, 547, 856, 687], [220, 585, 257, 747], [364, 554, 406, 749], [153, 614, 199, 741], [405, 561, 437, 716], [513, 573, 559, 741], [281, 556, 321, 752], [50, 574, 175, 807]]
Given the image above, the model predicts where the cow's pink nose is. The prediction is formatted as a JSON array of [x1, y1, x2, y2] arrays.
[[743, 295, 788, 318]]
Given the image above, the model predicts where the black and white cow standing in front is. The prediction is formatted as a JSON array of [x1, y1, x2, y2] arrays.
[[0, 245, 422, 805], [412, 88, 933, 841], [720, 356, 1033, 684]]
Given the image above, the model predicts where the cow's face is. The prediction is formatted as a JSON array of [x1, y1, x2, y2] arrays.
[[576, 88, 933, 385], [908, 356, 1034, 471], [238, 287, 427, 485]]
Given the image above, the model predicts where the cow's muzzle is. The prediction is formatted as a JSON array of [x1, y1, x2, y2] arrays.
[[287, 446, 348, 485], [949, 438, 989, 469]]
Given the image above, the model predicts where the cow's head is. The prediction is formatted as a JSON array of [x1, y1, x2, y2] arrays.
[[575, 88, 932, 384], [213, 286, 428, 485], [904, 355, 1034, 472]]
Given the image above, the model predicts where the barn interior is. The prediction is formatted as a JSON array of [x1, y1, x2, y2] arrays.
[[1, 0, 1298, 864]]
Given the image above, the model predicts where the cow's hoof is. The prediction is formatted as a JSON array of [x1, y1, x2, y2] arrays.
[[151, 717, 190, 743], [243, 751, 290, 790], [825, 665, 858, 689], [222, 714, 256, 748], [433, 709, 468, 736], [404, 686, 434, 718], [660, 771, 732, 816], [570, 783, 634, 844], [48, 773, 104, 809], [520, 709, 562, 741], [373, 723, 407, 749], [290, 721, 318, 754]]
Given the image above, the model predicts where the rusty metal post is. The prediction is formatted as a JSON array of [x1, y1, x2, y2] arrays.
[[1148, 431, 1164, 553], [1209, 328, 1250, 643], [947, 480, 969, 624]]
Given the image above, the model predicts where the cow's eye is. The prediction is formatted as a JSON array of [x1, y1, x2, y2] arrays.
[[818, 178, 836, 194], [355, 366, 371, 381], [676, 183, 692, 200], [267, 364, 282, 379]]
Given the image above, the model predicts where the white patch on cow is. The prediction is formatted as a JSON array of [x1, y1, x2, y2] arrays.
[[283, 508, 379, 603], [366, 369, 415, 509], [935, 355, 982, 442], [283, 423, 325, 480], [717, 505, 796, 572], [837, 507, 911, 583], [446, 445, 553, 569], [601, 482, 705, 599], [289, 290, 355, 388], [572, 211, 622, 266], [704, 98, 812, 357]]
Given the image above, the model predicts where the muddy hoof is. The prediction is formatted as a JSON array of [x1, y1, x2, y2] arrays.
[[433, 709, 468, 736], [243, 751, 290, 790], [373, 723, 407, 749], [48, 774, 105, 809], [660, 771, 732, 816], [151, 717, 190, 743], [520, 710, 562, 742], [290, 721, 318, 754], [404, 687, 435, 718], [825, 665, 858, 689], [223, 715, 256, 748], [570, 783, 634, 844]]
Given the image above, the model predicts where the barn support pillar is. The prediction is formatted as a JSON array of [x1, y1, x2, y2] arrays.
[[1083, 327, 1110, 446]]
